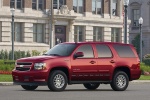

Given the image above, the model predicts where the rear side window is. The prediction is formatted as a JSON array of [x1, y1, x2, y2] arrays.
[[76, 44, 94, 58], [96, 44, 112, 58], [113, 45, 136, 58]]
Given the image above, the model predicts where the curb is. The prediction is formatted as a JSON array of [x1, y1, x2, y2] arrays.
[[0, 82, 13, 86], [1, 80, 150, 86], [131, 80, 150, 83]]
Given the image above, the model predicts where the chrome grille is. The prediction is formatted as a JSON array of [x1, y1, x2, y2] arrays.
[[17, 62, 32, 65], [16, 67, 30, 71], [16, 62, 32, 71]]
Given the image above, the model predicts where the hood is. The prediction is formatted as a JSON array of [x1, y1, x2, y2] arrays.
[[17, 56, 57, 62]]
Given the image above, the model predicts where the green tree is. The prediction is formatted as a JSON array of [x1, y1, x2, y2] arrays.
[[132, 34, 144, 55]]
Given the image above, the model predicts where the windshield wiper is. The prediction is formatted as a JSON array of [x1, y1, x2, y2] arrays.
[[49, 54, 61, 56], [43, 54, 48, 55]]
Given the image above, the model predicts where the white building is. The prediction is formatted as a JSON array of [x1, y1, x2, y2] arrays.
[[0, 0, 129, 53]]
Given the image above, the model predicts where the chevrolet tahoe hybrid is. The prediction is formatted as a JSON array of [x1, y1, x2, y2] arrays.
[[12, 42, 141, 91]]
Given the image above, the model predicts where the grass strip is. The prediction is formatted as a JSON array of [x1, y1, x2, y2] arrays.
[[0, 74, 13, 82]]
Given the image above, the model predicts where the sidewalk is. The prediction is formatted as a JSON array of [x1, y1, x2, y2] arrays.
[[1, 80, 150, 86]]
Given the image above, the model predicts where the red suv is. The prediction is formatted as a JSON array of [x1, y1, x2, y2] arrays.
[[12, 42, 141, 91]]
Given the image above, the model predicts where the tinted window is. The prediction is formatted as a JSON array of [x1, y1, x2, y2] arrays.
[[113, 45, 136, 58], [96, 44, 112, 58], [45, 44, 77, 56], [76, 45, 94, 58]]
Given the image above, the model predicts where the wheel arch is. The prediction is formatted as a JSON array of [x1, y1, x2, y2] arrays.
[[112, 66, 131, 81], [48, 66, 69, 83]]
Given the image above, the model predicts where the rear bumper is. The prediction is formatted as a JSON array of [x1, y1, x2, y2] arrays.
[[131, 69, 141, 80], [12, 70, 49, 85]]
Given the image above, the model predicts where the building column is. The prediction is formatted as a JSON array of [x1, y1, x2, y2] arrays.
[[68, 20, 74, 42], [46, 0, 51, 9], [118, 0, 123, 19], [3, 0, 9, 6], [0, 22, 2, 42], [121, 27, 124, 43], [45, 22, 49, 44], [103, 0, 110, 18], [24, 23, 33, 43], [23, 0, 32, 13], [66, 0, 73, 11], [104, 27, 111, 42], [85, 26, 93, 41], [50, 20, 57, 47]]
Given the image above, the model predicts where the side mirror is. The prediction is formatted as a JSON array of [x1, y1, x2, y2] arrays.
[[74, 52, 84, 58]]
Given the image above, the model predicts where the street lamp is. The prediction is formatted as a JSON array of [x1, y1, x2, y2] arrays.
[[123, 0, 129, 44], [10, 8, 15, 60], [139, 17, 143, 62], [49, 0, 53, 48]]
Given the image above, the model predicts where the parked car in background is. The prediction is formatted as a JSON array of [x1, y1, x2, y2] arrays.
[[12, 42, 141, 91]]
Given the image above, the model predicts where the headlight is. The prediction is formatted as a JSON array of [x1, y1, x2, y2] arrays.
[[34, 63, 46, 70]]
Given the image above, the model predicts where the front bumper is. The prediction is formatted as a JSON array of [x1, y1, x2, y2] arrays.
[[12, 70, 49, 86]]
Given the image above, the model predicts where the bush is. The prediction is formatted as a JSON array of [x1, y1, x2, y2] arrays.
[[132, 34, 144, 55], [0, 50, 46, 60], [0, 60, 15, 71], [0, 50, 32, 60], [32, 50, 41, 56], [26, 51, 31, 57], [140, 63, 150, 72], [144, 54, 150, 58], [143, 58, 150, 66], [0, 50, 5, 59]]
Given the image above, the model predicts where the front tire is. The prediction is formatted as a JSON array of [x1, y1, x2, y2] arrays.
[[83, 83, 100, 90], [21, 85, 38, 90], [48, 70, 67, 91], [110, 71, 129, 91]]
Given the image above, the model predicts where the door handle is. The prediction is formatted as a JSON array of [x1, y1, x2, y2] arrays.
[[90, 61, 96, 64], [110, 60, 115, 63]]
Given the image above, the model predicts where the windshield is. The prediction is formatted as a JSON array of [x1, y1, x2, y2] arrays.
[[44, 44, 77, 56]]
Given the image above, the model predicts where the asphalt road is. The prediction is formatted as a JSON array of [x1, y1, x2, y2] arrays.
[[0, 83, 150, 100]]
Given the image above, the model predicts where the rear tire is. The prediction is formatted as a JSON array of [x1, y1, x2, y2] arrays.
[[110, 71, 129, 91], [21, 85, 38, 90], [83, 83, 100, 90], [48, 70, 67, 91]]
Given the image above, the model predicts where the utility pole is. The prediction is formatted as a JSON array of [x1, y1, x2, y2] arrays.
[[50, 0, 53, 48]]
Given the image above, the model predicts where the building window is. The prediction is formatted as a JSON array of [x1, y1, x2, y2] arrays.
[[32, 0, 45, 10], [10, 0, 23, 9], [74, 26, 84, 42], [14, 23, 23, 42], [0, 22, 2, 42], [92, 0, 102, 15], [73, 0, 84, 13], [132, 9, 140, 27], [111, 0, 118, 16], [53, 0, 66, 9], [111, 28, 121, 42], [93, 27, 103, 41], [33, 24, 45, 43]]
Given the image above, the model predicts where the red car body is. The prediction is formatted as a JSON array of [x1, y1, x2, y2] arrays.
[[12, 42, 141, 91]]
